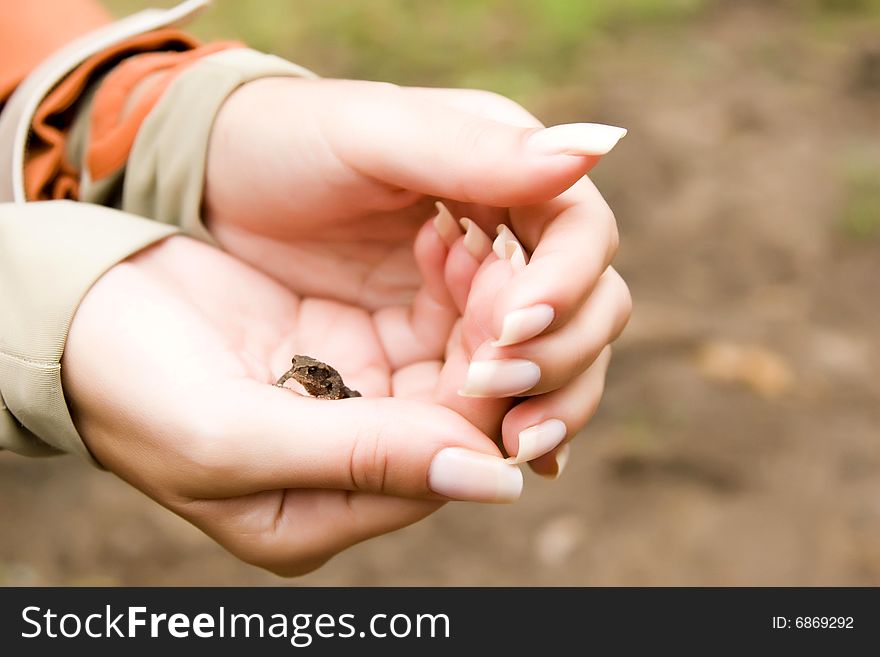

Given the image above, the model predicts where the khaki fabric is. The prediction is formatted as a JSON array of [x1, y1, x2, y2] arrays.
[[2, 48, 316, 462], [118, 48, 316, 242], [0, 201, 176, 461], [0, 0, 211, 202], [78, 48, 316, 241]]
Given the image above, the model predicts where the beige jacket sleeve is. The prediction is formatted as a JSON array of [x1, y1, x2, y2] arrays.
[[76, 48, 316, 241], [0, 202, 176, 460], [1, 38, 314, 458]]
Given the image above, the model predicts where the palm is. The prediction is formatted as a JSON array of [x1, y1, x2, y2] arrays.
[[208, 200, 430, 310], [204, 127, 526, 441], [61, 78, 625, 574], [64, 236, 466, 574], [136, 234, 446, 407], [203, 79, 523, 311]]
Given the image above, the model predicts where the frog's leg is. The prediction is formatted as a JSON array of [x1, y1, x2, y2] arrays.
[[274, 366, 297, 388]]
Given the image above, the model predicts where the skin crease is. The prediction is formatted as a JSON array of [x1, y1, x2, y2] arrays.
[[62, 78, 631, 575]]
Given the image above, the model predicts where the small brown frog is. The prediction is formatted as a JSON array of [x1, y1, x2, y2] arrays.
[[275, 355, 361, 400]]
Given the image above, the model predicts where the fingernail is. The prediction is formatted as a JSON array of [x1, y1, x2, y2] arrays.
[[428, 447, 523, 503], [459, 359, 541, 397], [539, 443, 571, 480], [511, 419, 567, 464], [493, 304, 555, 347], [432, 201, 462, 247], [505, 241, 527, 271], [459, 217, 493, 260], [493, 224, 518, 258], [527, 123, 627, 156]]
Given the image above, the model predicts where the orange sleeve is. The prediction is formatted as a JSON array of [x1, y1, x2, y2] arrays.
[[0, 0, 111, 105], [22, 28, 242, 201], [85, 40, 240, 181]]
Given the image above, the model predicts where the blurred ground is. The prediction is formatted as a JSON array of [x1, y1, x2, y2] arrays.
[[2, 0, 880, 585]]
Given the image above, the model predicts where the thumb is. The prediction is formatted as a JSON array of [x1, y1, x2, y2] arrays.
[[325, 82, 626, 206], [195, 381, 523, 504]]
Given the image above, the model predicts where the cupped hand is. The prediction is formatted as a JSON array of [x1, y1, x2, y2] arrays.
[[203, 78, 631, 473], [431, 194, 630, 478], [62, 236, 521, 576]]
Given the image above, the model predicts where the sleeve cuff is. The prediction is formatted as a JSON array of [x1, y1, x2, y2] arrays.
[[0, 0, 211, 203], [0, 201, 177, 461], [82, 48, 317, 242]]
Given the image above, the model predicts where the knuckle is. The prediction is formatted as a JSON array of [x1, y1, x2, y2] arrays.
[[620, 279, 634, 319], [248, 547, 331, 578], [554, 333, 606, 391], [608, 265, 630, 296], [605, 210, 620, 261], [347, 420, 390, 493], [266, 557, 331, 578], [577, 334, 608, 373], [454, 121, 493, 162], [609, 269, 633, 327], [466, 89, 543, 125], [203, 505, 336, 578], [227, 537, 332, 578]]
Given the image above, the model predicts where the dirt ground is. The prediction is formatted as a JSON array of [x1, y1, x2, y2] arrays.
[[2, 2, 879, 586]]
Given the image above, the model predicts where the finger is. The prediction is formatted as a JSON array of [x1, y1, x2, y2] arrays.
[[406, 87, 545, 128], [499, 345, 612, 470], [324, 81, 625, 206], [181, 384, 523, 504], [489, 177, 621, 347], [528, 443, 571, 480], [391, 359, 442, 401], [433, 318, 513, 442], [373, 205, 460, 368], [431, 217, 517, 438], [449, 220, 542, 358], [443, 216, 495, 313], [179, 490, 441, 577], [463, 268, 630, 397], [458, 252, 521, 354]]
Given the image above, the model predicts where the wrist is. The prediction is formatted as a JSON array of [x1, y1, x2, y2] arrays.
[[203, 76, 326, 232]]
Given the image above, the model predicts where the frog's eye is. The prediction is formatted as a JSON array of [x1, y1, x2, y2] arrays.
[[308, 366, 329, 380]]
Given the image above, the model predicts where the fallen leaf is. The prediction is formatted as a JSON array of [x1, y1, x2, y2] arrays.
[[696, 340, 794, 398]]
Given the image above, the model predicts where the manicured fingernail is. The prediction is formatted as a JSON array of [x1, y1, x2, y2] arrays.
[[505, 241, 527, 271], [459, 359, 540, 397], [493, 304, 555, 347], [539, 443, 571, 480], [459, 217, 493, 260], [432, 201, 461, 247], [527, 123, 627, 156], [511, 419, 567, 464], [493, 224, 518, 258], [428, 447, 523, 503]]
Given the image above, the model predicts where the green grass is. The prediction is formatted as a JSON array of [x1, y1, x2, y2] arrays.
[[103, 0, 880, 99], [841, 153, 880, 241], [104, 0, 715, 99], [812, 0, 880, 14]]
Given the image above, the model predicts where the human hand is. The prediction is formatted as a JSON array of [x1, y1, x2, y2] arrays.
[[203, 78, 630, 471], [61, 236, 522, 576], [429, 197, 630, 478]]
